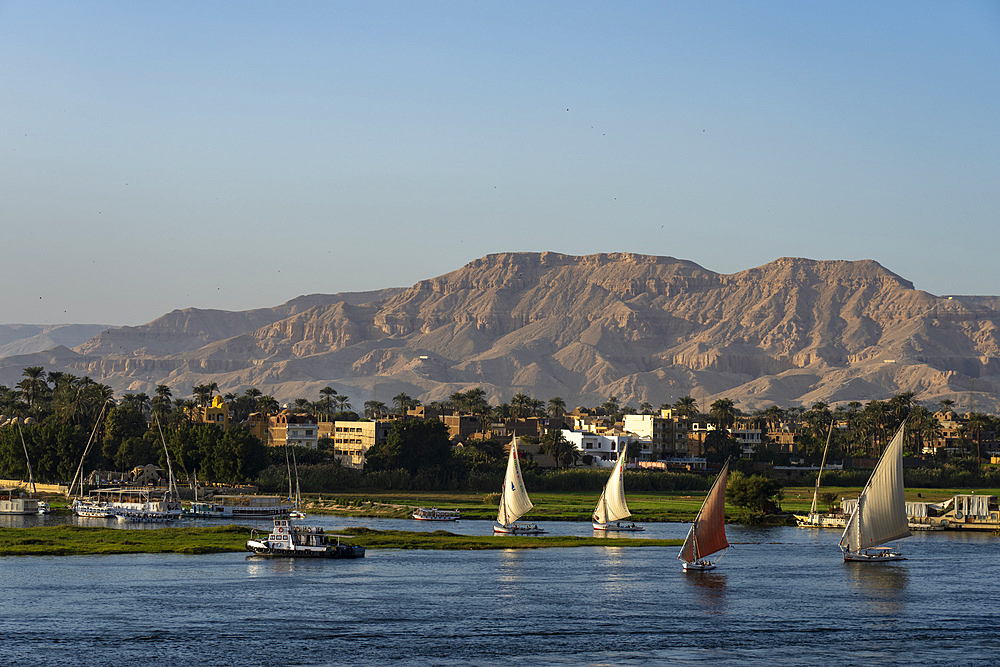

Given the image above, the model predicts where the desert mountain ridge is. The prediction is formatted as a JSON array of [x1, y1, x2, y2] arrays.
[[2, 252, 999, 414]]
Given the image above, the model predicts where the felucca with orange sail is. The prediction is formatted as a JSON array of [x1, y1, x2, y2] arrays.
[[678, 460, 730, 571]]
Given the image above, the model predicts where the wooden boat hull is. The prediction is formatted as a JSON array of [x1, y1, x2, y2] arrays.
[[682, 561, 717, 571], [593, 522, 644, 532], [494, 523, 547, 535], [843, 549, 906, 562]]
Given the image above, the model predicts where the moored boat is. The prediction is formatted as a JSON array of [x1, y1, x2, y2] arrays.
[[246, 519, 365, 558], [794, 423, 849, 528], [678, 460, 730, 571], [73, 498, 114, 518], [0, 488, 39, 515], [494, 439, 547, 535], [412, 507, 460, 521], [592, 443, 643, 532], [839, 423, 910, 562]]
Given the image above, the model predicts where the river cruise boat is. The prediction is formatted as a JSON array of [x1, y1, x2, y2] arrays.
[[0, 488, 39, 515], [180, 495, 293, 519], [73, 498, 114, 518], [412, 507, 460, 521], [246, 520, 365, 558], [82, 488, 181, 523]]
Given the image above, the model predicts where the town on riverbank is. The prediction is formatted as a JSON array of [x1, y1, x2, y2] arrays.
[[3, 367, 1000, 541]]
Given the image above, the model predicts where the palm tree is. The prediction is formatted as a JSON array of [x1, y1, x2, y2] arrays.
[[192, 384, 211, 408], [319, 386, 336, 419], [673, 395, 698, 418], [539, 430, 578, 469], [966, 412, 991, 472], [19, 366, 47, 409], [639, 401, 653, 415], [334, 394, 352, 414], [547, 397, 567, 419], [393, 392, 413, 416], [364, 400, 387, 419], [257, 395, 279, 414], [709, 398, 737, 430], [510, 393, 532, 419], [601, 396, 621, 418]]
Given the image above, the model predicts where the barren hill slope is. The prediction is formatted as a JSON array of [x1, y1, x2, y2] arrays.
[[2, 253, 998, 412]]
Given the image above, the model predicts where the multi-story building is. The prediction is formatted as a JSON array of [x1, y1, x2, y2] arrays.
[[322, 420, 391, 468], [623, 409, 689, 457], [249, 411, 319, 449]]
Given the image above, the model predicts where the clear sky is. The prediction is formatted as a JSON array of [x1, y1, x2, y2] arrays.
[[3, 1, 999, 326]]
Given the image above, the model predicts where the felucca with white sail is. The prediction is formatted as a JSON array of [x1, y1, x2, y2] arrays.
[[678, 460, 730, 571], [592, 443, 643, 531], [839, 422, 910, 562], [494, 439, 546, 535]]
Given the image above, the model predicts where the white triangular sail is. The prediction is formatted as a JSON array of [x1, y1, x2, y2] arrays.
[[839, 423, 910, 552], [497, 441, 534, 526], [594, 445, 631, 524]]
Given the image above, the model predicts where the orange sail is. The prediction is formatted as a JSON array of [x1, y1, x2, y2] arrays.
[[679, 461, 730, 563]]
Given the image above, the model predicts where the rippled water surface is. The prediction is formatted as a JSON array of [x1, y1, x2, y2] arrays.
[[2, 518, 997, 666]]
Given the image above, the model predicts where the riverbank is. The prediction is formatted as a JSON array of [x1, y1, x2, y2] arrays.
[[292, 486, 1000, 521], [0, 525, 682, 556]]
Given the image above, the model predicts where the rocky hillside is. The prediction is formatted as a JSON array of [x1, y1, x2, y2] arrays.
[[2, 252, 998, 413]]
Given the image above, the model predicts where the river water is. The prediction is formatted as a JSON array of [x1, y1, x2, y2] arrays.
[[1, 515, 997, 666]]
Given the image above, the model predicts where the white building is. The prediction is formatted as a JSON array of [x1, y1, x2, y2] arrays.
[[561, 430, 650, 466]]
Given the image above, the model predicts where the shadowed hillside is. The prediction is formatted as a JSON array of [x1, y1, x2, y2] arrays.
[[1, 253, 998, 412]]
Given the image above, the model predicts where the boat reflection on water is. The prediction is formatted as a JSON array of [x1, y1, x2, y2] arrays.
[[844, 562, 909, 615], [245, 554, 331, 578], [682, 570, 728, 614]]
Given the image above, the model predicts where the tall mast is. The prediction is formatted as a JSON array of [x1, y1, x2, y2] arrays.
[[16, 420, 37, 496], [810, 422, 834, 515]]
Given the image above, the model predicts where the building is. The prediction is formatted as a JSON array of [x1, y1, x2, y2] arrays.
[[192, 395, 230, 430], [325, 420, 391, 469], [249, 411, 319, 449], [561, 429, 649, 464], [623, 409, 690, 457]]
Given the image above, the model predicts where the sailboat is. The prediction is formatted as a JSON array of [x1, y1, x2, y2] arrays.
[[678, 460, 730, 571], [592, 443, 643, 531], [494, 439, 546, 535], [839, 422, 910, 562], [794, 423, 848, 528]]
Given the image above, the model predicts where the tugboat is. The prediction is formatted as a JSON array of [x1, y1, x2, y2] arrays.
[[246, 520, 365, 558]]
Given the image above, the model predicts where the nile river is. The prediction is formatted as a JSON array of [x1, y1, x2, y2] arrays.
[[1, 516, 997, 665]]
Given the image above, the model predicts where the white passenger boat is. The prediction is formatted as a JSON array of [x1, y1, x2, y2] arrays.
[[246, 520, 365, 558], [412, 507, 461, 521], [96, 488, 181, 523], [0, 488, 39, 515], [180, 496, 295, 519], [73, 498, 114, 518]]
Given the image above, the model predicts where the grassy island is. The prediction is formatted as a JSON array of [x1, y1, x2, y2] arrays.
[[0, 525, 681, 557]]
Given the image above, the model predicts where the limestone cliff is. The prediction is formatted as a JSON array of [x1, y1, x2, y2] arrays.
[[1, 254, 997, 412]]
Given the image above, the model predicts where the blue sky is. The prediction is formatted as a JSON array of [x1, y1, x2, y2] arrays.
[[3, 1, 999, 325]]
